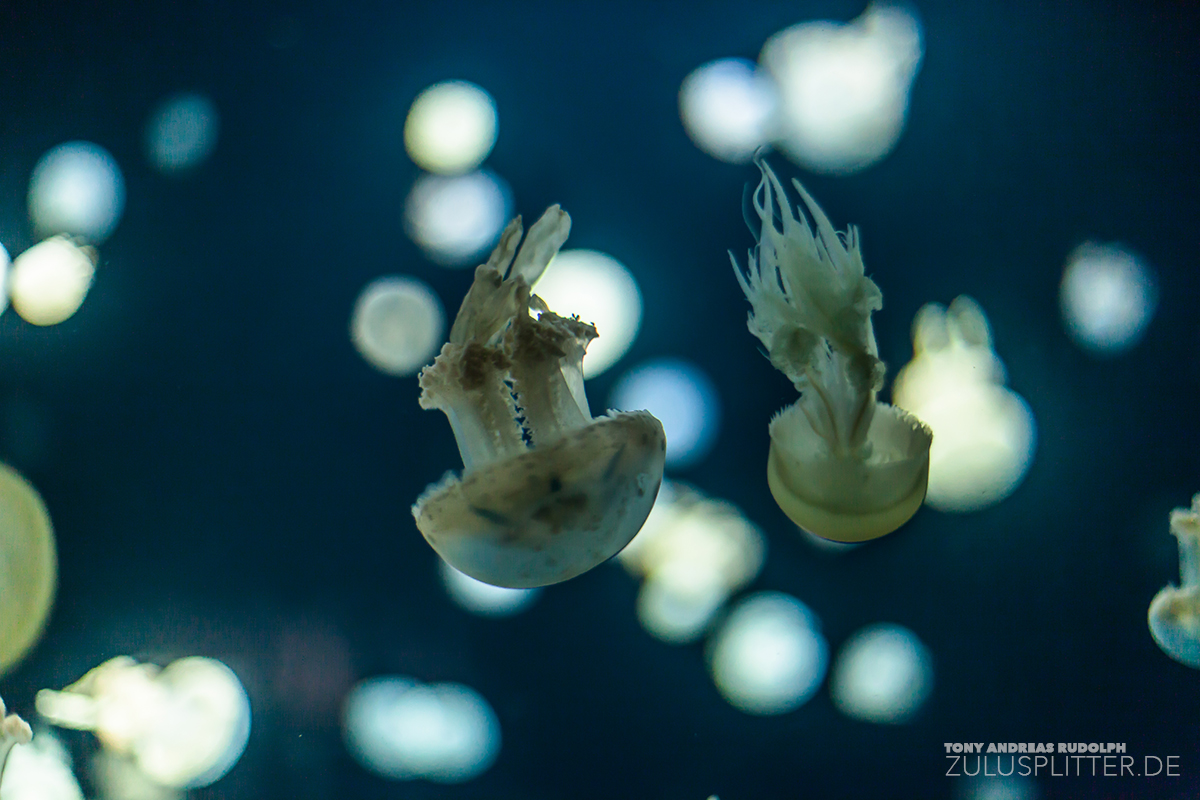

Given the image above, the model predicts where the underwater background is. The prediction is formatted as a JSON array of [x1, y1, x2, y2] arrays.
[[1, 0, 1199, 798]]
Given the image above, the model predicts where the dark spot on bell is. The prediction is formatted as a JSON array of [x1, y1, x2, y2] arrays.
[[549, 476, 562, 493]]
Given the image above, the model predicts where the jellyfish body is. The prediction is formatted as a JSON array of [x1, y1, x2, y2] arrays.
[[0, 462, 57, 677], [413, 206, 666, 588], [731, 162, 930, 542], [1149, 495, 1200, 668], [1, 694, 33, 790], [35, 656, 251, 789]]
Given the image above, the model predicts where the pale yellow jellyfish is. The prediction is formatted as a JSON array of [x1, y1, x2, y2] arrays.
[[0, 695, 33, 791], [731, 162, 931, 542], [413, 206, 666, 588], [892, 296, 1036, 512], [8, 237, 97, 327], [1148, 495, 1200, 669], [36, 656, 251, 789], [0, 462, 57, 678]]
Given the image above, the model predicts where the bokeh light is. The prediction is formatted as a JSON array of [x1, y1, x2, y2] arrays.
[[439, 559, 540, 618], [28, 141, 125, 243], [760, 2, 923, 174], [619, 482, 765, 644], [0, 462, 57, 678], [829, 623, 933, 724], [1059, 242, 1157, 355], [892, 296, 1036, 513], [679, 58, 777, 164], [404, 81, 498, 175], [404, 170, 511, 266], [0, 731, 84, 800], [707, 592, 828, 715], [145, 91, 220, 173], [533, 249, 641, 378], [350, 276, 445, 376], [7, 237, 97, 327], [35, 656, 251, 790], [343, 676, 500, 783], [609, 358, 720, 469]]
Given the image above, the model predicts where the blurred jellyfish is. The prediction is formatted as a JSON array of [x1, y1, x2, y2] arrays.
[[892, 296, 1036, 513], [91, 750, 183, 800], [343, 677, 500, 783], [0, 243, 10, 316], [1, 695, 32, 790], [679, 58, 778, 163], [1059, 242, 1157, 356], [7, 237, 97, 327], [350, 276, 445, 376], [0, 728, 83, 800], [619, 482, 765, 644], [405, 81, 498, 175], [439, 560, 540, 618], [761, 3, 923, 174], [707, 592, 827, 715], [829, 623, 933, 723], [531, 249, 642, 378], [145, 92, 219, 173], [609, 358, 720, 469], [1149, 494, 1200, 668], [0, 463, 57, 679], [36, 656, 251, 789], [28, 141, 125, 243], [405, 171, 511, 266]]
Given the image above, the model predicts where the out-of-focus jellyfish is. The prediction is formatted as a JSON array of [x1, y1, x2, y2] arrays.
[[531, 250, 641, 378], [439, 560, 540, 617], [91, 750, 183, 800], [1059, 242, 1157, 356], [760, 3, 923, 174], [413, 207, 666, 588], [707, 592, 828, 715], [145, 92, 219, 173], [618, 482, 765, 644], [1149, 495, 1200, 669], [0, 243, 10, 316], [404, 81, 498, 175], [36, 656, 251, 789], [1, 696, 33, 791], [7, 237, 97, 327], [731, 161, 931, 542], [0, 728, 84, 800], [28, 142, 125, 244], [609, 358, 720, 470], [343, 676, 499, 783], [679, 58, 778, 164], [350, 276, 445, 377], [0, 463, 57, 678], [405, 170, 511, 266], [892, 296, 1035, 513], [829, 623, 933, 723]]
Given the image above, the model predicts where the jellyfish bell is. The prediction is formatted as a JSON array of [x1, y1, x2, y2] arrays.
[[1149, 495, 1200, 669], [731, 161, 930, 542], [0, 462, 57, 678], [414, 206, 666, 588]]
